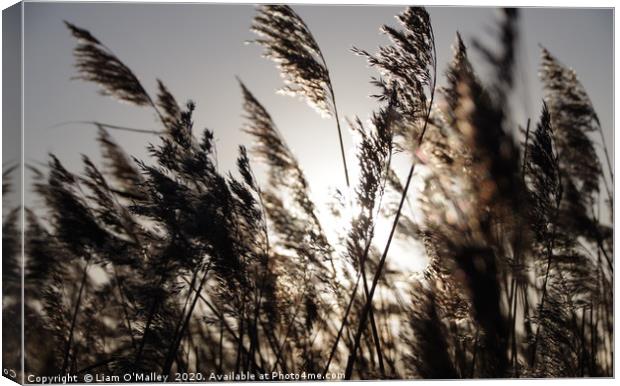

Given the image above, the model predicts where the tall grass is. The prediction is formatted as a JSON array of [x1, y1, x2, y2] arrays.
[[3, 5, 612, 380]]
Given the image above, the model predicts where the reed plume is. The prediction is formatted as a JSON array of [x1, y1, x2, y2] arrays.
[[251, 5, 350, 187]]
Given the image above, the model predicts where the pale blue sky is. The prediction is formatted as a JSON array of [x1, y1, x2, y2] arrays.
[[18, 3, 613, 210]]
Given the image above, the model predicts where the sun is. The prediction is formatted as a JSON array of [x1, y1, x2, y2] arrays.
[[310, 160, 431, 280]]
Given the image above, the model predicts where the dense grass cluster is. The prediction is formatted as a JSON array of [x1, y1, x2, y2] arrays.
[[2, 5, 613, 380]]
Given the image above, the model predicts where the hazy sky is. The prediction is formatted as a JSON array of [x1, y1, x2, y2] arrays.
[[19, 2, 613, 216]]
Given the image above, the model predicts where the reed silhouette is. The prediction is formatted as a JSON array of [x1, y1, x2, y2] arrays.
[[3, 5, 613, 380]]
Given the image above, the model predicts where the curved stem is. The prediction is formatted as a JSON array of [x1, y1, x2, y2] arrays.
[[51, 121, 162, 135], [330, 91, 351, 188], [162, 263, 211, 375], [182, 276, 266, 373], [319, 46, 350, 189], [344, 30, 437, 378], [322, 97, 398, 376], [344, 161, 416, 379], [595, 124, 614, 184]]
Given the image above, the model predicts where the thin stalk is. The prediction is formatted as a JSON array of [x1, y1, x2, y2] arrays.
[[580, 307, 587, 376], [322, 272, 361, 376], [359, 260, 385, 376], [162, 264, 212, 375], [134, 300, 158, 366], [217, 319, 224, 372], [113, 267, 137, 352], [52, 121, 161, 135], [521, 118, 531, 177], [351, 112, 400, 376], [234, 304, 246, 373], [507, 118, 530, 375], [343, 161, 416, 378], [330, 91, 350, 188], [246, 291, 261, 372], [61, 261, 90, 374], [344, 38, 437, 376], [318, 47, 350, 189], [180, 277, 266, 373], [323, 100, 397, 376], [594, 122, 614, 184], [590, 214, 613, 274], [134, 268, 170, 367], [163, 269, 200, 369], [260, 320, 288, 373], [76, 357, 119, 375], [509, 275, 519, 374], [379, 291, 396, 375], [589, 302, 596, 374], [269, 288, 308, 373], [530, 183, 563, 367], [246, 165, 271, 373], [520, 281, 533, 345], [330, 92, 387, 371]]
